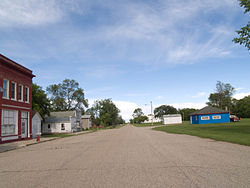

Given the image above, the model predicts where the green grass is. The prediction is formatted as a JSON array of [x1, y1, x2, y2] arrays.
[[133, 122, 162, 127], [42, 133, 74, 138], [153, 119, 250, 146]]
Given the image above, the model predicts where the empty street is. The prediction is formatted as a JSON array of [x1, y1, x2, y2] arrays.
[[0, 125, 250, 188]]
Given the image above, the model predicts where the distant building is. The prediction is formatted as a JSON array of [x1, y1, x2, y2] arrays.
[[32, 111, 42, 138], [43, 110, 82, 134], [163, 114, 182, 125], [190, 106, 230, 124], [144, 114, 162, 123], [0, 54, 35, 143], [81, 115, 92, 129]]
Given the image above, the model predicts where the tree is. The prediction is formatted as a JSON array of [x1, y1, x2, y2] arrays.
[[178, 108, 197, 121], [207, 81, 235, 110], [233, 0, 250, 50], [132, 108, 144, 118], [46, 79, 88, 112], [154, 105, 178, 118], [32, 83, 50, 119], [133, 116, 148, 124], [86, 99, 121, 127], [131, 108, 148, 124], [232, 95, 250, 117]]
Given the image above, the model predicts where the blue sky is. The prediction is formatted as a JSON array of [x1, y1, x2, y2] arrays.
[[0, 0, 249, 120]]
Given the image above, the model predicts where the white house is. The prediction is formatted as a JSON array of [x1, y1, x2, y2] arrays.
[[163, 114, 182, 125], [43, 111, 82, 134], [32, 111, 42, 138]]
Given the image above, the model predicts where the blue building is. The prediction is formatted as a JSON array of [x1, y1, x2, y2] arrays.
[[190, 106, 230, 124]]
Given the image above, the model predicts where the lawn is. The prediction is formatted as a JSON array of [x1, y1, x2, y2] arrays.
[[153, 119, 250, 146], [133, 122, 162, 127], [42, 133, 74, 138]]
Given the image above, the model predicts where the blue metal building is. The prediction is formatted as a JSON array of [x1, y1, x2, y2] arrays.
[[190, 106, 230, 124]]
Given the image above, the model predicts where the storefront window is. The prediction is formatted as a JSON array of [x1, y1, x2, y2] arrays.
[[1, 110, 18, 136]]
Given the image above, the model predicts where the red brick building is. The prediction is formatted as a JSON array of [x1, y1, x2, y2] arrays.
[[0, 54, 35, 143]]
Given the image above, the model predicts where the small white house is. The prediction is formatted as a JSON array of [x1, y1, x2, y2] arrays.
[[43, 111, 82, 134], [32, 111, 42, 138], [163, 114, 182, 125]]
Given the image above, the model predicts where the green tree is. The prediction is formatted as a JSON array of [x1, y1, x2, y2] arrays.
[[131, 108, 148, 124], [154, 105, 178, 118], [32, 83, 50, 119], [133, 116, 148, 124], [233, 0, 250, 50], [46, 79, 88, 112], [178, 108, 197, 121], [207, 81, 235, 110], [86, 99, 121, 127], [132, 108, 144, 118], [232, 95, 250, 117]]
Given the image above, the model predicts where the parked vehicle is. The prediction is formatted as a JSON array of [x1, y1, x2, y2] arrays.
[[230, 115, 240, 122]]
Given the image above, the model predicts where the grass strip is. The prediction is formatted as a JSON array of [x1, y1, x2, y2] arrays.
[[153, 119, 250, 146]]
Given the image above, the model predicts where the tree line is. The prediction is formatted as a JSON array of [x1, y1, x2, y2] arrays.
[[32, 79, 124, 127], [130, 80, 250, 124]]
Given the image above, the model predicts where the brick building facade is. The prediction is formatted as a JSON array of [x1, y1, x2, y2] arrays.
[[0, 54, 35, 143]]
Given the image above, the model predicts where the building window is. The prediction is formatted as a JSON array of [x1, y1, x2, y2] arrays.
[[48, 124, 51, 129], [201, 116, 210, 120], [11, 82, 17, 100], [1, 110, 18, 136], [18, 84, 23, 101], [61, 124, 65, 130], [2, 79, 9, 99], [212, 115, 221, 120], [24, 86, 29, 103]]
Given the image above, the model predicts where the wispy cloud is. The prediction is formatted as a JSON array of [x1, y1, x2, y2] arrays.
[[0, 0, 63, 27], [0, 0, 243, 68]]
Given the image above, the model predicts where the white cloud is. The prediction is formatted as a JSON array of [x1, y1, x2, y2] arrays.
[[233, 92, 250, 100], [0, 0, 63, 27], [86, 99, 139, 121], [169, 103, 206, 110], [113, 101, 139, 121], [235, 88, 245, 91]]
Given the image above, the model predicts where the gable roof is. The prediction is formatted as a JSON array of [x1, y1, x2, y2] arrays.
[[190, 106, 228, 116], [32, 111, 43, 120], [49, 111, 76, 118]]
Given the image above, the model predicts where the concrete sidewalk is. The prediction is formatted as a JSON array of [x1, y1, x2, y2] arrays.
[[0, 130, 93, 153], [0, 137, 58, 153]]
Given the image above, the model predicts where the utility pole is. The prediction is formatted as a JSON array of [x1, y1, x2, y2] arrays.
[[151, 101, 153, 126]]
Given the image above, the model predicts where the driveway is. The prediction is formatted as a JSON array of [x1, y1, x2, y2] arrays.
[[0, 125, 250, 187]]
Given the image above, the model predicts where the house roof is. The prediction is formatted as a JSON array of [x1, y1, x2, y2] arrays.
[[44, 111, 77, 123], [163, 114, 182, 118], [190, 106, 228, 116], [82, 115, 91, 119], [49, 111, 76, 118], [32, 111, 43, 120]]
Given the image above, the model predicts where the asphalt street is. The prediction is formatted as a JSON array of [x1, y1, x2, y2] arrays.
[[0, 125, 250, 188]]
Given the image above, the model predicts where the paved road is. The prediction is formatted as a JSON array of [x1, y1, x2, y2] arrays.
[[0, 125, 250, 188]]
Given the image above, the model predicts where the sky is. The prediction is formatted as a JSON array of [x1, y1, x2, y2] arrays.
[[0, 0, 249, 121]]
